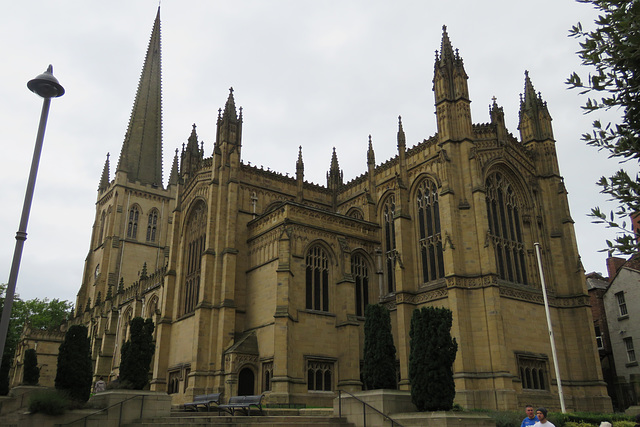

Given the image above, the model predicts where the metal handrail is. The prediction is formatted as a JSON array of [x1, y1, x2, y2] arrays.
[[54, 394, 146, 427], [338, 389, 405, 427]]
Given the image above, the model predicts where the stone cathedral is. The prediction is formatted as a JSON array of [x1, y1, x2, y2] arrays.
[[10, 9, 612, 411]]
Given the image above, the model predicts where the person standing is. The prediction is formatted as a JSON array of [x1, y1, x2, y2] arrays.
[[93, 376, 106, 393], [521, 405, 539, 427], [533, 407, 555, 427]]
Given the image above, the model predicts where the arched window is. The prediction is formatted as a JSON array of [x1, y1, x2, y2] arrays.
[[486, 172, 527, 284], [306, 246, 329, 312], [352, 254, 370, 317], [416, 180, 444, 282], [146, 209, 159, 242], [127, 206, 139, 239], [183, 201, 207, 315], [98, 211, 106, 245], [382, 195, 397, 293]]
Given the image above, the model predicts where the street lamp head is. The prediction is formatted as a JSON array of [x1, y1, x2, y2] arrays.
[[27, 64, 65, 98]]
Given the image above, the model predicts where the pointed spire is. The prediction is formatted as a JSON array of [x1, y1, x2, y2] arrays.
[[367, 135, 375, 166], [296, 145, 304, 172], [439, 25, 455, 64], [99, 153, 110, 192], [222, 87, 237, 121], [397, 116, 406, 151], [327, 147, 343, 189], [518, 70, 553, 142], [168, 148, 179, 186], [186, 123, 200, 155], [116, 8, 163, 187]]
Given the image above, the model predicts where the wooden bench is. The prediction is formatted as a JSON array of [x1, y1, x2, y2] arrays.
[[183, 393, 221, 411], [217, 394, 264, 415]]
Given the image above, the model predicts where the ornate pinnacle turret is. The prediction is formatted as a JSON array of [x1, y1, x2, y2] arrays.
[[116, 7, 163, 187], [327, 147, 343, 190], [367, 135, 375, 166], [99, 153, 110, 192], [216, 87, 243, 150], [168, 148, 179, 186], [518, 70, 553, 143], [222, 87, 238, 121], [296, 146, 304, 174], [397, 116, 406, 151]]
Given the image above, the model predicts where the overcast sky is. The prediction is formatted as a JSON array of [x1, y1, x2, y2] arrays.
[[0, 1, 629, 304]]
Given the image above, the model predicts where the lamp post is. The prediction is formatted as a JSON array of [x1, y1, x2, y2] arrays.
[[0, 65, 65, 360]]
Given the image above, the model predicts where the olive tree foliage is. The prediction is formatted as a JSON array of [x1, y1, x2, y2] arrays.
[[55, 325, 92, 402], [119, 317, 155, 390], [567, 0, 640, 254], [409, 306, 457, 411], [362, 304, 397, 390]]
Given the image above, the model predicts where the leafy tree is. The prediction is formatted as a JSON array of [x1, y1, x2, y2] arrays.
[[567, 0, 640, 254], [23, 348, 39, 385], [0, 284, 73, 395], [362, 304, 397, 390], [409, 306, 457, 411], [55, 325, 92, 402], [119, 317, 155, 390]]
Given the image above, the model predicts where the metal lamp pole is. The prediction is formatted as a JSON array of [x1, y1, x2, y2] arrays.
[[534, 242, 566, 413], [0, 65, 65, 359]]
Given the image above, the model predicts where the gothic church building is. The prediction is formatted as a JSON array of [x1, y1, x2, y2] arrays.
[[16, 9, 612, 411]]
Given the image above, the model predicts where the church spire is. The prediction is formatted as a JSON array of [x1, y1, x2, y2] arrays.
[[433, 25, 472, 142], [116, 7, 163, 187], [518, 70, 553, 143], [327, 147, 343, 190], [168, 148, 179, 187], [99, 153, 110, 192]]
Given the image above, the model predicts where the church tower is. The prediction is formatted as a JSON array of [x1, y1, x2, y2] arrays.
[[75, 8, 176, 369]]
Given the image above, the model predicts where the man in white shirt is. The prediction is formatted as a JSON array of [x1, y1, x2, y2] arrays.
[[533, 407, 555, 427]]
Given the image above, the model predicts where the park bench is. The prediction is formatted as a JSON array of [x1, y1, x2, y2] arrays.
[[217, 394, 264, 415], [183, 393, 221, 412]]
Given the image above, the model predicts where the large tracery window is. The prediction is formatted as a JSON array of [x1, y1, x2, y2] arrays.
[[383, 195, 397, 293], [306, 245, 329, 312], [416, 180, 444, 282], [127, 205, 139, 239], [486, 172, 527, 284], [183, 201, 206, 315], [352, 254, 370, 317]]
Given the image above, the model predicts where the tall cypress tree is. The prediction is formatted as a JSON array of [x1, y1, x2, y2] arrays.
[[23, 348, 39, 385], [119, 317, 155, 390], [409, 306, 457, 411], [55, 324, 92, 402], [362, 304, 397, 390]]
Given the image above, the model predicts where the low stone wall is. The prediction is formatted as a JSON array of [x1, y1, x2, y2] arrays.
[[334, 390, 495, 427]]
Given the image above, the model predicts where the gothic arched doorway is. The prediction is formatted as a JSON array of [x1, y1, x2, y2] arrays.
[[238, 367, 255, 396]]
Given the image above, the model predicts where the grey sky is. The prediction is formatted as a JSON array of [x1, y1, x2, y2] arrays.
[[0, 1, 626, 304]]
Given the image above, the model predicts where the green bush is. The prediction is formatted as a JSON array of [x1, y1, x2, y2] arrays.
[[55, 324, 92, 402], [28, 389, 69, 415], [409, 306, 457, 411], [119, 317, 155, 390], [362, 304, 397, 390]]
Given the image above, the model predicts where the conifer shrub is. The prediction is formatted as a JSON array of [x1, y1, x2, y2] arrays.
[[119, 317, 155, 390], [23, 348, 40, 385], [55, 324, 92, 402], [409, 306, 457, 411], [362, 304, 397, 390]]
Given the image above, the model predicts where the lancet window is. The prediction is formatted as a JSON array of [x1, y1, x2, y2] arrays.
[[416, 180, 444, 282], [486, 172, 527, 284], [305, 245, 329, 312], [146, 209, 159, 242], [382, 195, 397, 293], [127, 205, 139, 239], [352, 253, 370, 317], [182, 201, 206, 315]]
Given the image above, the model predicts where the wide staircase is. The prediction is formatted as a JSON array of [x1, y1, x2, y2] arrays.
[[123, 410, 356, 427]]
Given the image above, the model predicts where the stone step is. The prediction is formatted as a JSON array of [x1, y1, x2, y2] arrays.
[[124, 415, 355, 427]]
